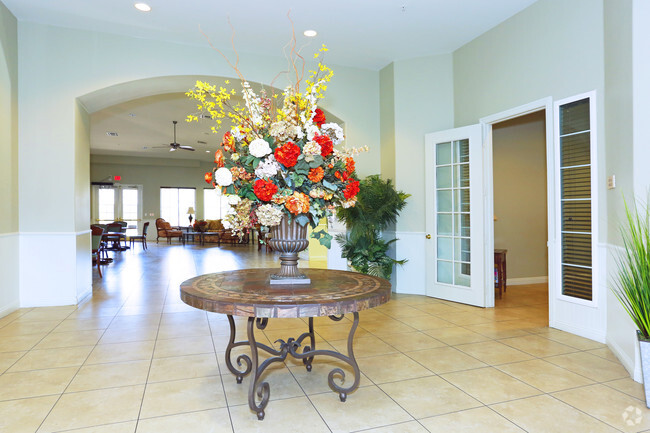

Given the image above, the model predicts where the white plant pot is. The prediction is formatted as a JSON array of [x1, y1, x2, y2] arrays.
[[638, 331, 650, 408]]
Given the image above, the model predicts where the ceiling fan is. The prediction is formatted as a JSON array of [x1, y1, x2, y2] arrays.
[[153, 120, 195, 152]]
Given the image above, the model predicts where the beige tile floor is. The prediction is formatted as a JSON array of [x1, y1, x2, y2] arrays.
[[1, 242, 649, 432]]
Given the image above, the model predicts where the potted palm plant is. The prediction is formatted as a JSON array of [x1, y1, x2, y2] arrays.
[[613, 198, 650, 408], [335, 175, 409, 280]]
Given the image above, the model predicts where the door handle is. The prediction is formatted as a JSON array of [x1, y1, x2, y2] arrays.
[[426, 234, 431, 239]]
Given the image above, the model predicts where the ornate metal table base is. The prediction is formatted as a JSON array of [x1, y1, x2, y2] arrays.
[[224, 313, 361, 420]]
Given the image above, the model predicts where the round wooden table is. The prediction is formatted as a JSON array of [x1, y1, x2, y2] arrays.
[[180, 268, 391, 420]]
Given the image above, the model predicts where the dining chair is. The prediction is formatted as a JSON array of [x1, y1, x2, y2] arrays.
[[105, 222, 126, 250], [91, 225, 105, 277], [130, 221, 149, 250]]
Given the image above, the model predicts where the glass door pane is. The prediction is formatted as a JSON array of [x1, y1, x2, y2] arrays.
[[97, 188, 115, 224], [436, 139, 471, 287], [121, 188, 139, 236]]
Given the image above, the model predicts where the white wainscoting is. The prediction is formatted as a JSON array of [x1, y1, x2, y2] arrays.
[[326, 217, 348, 271], [394, 231, 426, 295], [19, 232, 86, 307], [0, 232, 20, 318]]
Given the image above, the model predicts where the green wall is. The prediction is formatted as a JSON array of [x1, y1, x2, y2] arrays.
[[0, 1, 17, 233], [0, 1, 19, 315]]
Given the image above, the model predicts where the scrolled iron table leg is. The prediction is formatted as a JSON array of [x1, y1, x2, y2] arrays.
[[224, 315, 252, 383], [247, 317, 270, 420]]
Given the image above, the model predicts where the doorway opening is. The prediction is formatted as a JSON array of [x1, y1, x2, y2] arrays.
[[491, 110, 548, 324]]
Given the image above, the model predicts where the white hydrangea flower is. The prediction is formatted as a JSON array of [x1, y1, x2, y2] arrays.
[[249, 138, 272, 158], [289, 125, 304, 140], [269, 121, 291, 141], [214, 167, 233, 187], [321, 122, 345, 145], [302, 141, 321, 163], [256, 204, 283, 227], [255, 155, 280, 179], [306, 124, 320, 141], [226, 194, 241, 206]]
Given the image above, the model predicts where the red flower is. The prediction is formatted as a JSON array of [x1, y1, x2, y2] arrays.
[[204, 172, 213, 184], [214, 149, 225, 167], [308, 167, 324, 183], [314, 134, 333, 157], [343, 180, 360, 200], [274, 141, 301, 168], [313, 108, 326, 127], [253, 179, 278, 202]]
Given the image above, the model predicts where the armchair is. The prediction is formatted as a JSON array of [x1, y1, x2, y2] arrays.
[[155, 218, 182, 243]]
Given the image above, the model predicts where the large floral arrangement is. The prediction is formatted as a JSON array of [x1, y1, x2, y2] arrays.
[[187, 45, 362, 247]]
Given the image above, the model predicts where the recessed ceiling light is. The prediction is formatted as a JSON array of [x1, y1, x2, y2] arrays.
[[134, 3, 151, 12], [303, 30, 317, 38]]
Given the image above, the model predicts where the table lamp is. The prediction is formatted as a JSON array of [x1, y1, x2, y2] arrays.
[[187, 207, 195, 225]]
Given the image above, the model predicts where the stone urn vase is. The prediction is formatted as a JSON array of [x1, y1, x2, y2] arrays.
[[267, 217, 311, 284]]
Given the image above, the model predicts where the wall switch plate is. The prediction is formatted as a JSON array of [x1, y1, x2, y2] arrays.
[[607, 175, 616, 190]]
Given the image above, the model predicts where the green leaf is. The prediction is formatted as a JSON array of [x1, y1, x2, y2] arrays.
[[322, 179, 337, 191], [225, 185, 235, 194], [296, 214, 310, 227], [311, 230, 333, 249], [294, 159, 310, 175], [290, 173, 305, 187], [309, 155, 324, 168]]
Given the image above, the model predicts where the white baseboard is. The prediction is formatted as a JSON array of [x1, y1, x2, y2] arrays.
[[608, 334, 641, 382], [507, 276, 548, 286], [0, 300, 19, 319], [553, 318, 607, 344]]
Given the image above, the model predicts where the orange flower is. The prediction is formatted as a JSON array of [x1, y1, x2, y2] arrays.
[[285, 192, 310, 215], [222, 131, 236, 152], [345, 157, 355, 175], [308, 167, 324, 183], [204, 172, 213, 184], [214, 149, 225, 167]]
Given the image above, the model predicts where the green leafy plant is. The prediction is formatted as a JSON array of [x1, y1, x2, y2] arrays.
[[613, 198, 650, 339], [336, 175, 410, 279]]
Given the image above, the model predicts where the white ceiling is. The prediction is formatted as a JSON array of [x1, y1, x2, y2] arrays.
[[3, 0, 538, 162]]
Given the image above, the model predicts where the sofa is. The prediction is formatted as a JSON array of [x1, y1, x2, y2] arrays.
[[196, 219, 249, 245]]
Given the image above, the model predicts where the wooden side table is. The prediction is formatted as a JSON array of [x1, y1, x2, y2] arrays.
[[180, 268, 391, 420], [495, 249, 507, 299]]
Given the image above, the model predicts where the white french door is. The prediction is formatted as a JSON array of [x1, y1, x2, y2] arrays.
[[91, 184, 143, 234], [425, 125, 486, 307]]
